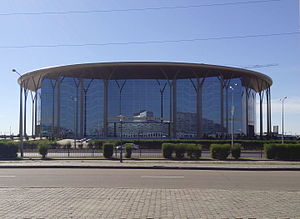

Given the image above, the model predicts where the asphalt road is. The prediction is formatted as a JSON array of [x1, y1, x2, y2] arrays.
[[0, 168, 299, 191]]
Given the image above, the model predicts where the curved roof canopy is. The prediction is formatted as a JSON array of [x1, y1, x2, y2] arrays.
[[18, 62, 272, 92]]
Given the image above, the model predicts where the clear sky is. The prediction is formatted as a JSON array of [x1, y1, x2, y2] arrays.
[[0, 0, 299, 135]]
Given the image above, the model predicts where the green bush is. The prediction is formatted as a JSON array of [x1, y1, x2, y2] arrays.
[[210, 144, 231, 160], [38, 143, 49, 159], [0, 142, 18, 159], [185, 143, 202, 159], [264, 144, 300, 160], [92, 140, 105, 149], [231, 143, 241, 159], [162, 143, 175, 159], [192, 144, 202, 159], [103, 143, 114, 158], [174, 143, 186, 159], [125, 143, 133, 158]]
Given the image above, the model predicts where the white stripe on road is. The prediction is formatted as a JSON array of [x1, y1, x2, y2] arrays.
[[0, 176, 16, 178], [141, 176, 184, 179]]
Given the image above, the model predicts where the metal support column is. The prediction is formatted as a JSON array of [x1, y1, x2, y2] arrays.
[[196, 78, 205, 138], [34, 92, 38, 136], [225, 87, 229, 134], [30, 92, 35, 137], [244, 88, 251, 137], [220, 78, 224, 133], [172, 79, 177, 138], [19, 82, 24, 157], [103, 80, 109, 137], [23, 87, 28, 138], [266, 87, 272, 136], [79, 79, 84, 138], [259, 91, 264, 138], [56, 77, 61, 138]]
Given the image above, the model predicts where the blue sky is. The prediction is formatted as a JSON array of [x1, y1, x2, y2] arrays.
[[0, 0, 299, 135]]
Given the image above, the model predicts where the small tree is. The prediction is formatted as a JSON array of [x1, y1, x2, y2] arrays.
[[125, 143, 132, 158], [103, 143, 114, 158], [38, 143, 49, 159]]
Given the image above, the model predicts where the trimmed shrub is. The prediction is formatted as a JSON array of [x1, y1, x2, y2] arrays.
[[185, 143, 202, 159], [210, 144, 231, 160], [125, 143, 133, 158], [103, 143, 114, 158], [162, 143, 175, 159], [192, 144, 202, 159], [0, 142, 18, 159], [264, 143, 300, 160], [174, 143, 186, 159], [231, 143, 241, 159], [38, 143, 49, 159]]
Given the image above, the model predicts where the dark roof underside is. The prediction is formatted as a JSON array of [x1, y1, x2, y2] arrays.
[[19, 62, 272, 92]]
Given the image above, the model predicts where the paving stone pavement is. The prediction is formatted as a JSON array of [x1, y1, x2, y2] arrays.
[[0, 188, 299, 218]]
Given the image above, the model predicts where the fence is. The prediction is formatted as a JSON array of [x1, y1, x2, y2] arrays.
[[21, 148, 264, 159]]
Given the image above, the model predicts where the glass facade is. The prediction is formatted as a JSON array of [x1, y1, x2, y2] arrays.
[[39, 75, 257, 139]]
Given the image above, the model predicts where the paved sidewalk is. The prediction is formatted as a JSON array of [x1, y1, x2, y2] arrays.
[[0, 159, 300, 170], [0, 187, 299, 218]]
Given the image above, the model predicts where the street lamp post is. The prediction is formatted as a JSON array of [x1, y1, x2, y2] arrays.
[[12, 69, 24, 158], [229, 83, 238, 149], [280, 96, 287, 144], [119, 115, 124, 163]]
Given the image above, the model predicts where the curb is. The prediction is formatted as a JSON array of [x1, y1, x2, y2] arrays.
[[0, 165, 299, 171]]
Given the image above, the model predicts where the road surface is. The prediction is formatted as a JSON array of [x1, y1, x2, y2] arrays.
[[0, 169, 299, 218]]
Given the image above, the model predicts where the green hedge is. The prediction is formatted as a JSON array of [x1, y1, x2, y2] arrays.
[[231, 143, 241, 159], [89, 139, 106, 149], [102, 139, 298, 150], [186, 144, 202, 159], [162, 143, 202, 159], [0, 142, 18, 159], [162, 143, 175, 159], [264, 143, 300, 160], [103, 143, 114, 158], [210, 144, 231, 160], [22, 140, 58, 149]]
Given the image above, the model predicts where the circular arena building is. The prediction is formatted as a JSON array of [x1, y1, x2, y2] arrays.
[[17, 62, 272, 139]]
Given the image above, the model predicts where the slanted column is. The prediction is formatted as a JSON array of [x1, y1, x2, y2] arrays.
[[259, 91, 264, 138], [266, 87, 272, 136], [196, 79, 204, 138]]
